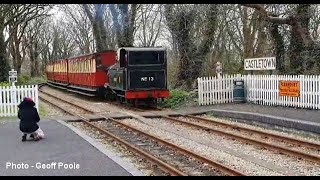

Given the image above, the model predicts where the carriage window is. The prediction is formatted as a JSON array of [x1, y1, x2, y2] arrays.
[[92, 59, 96, 73], [81, 61, 84, 72], [87, 60, 89, 73], [80, 61, 82, 72], [85, 60, 87, 73], [76, 61, 78, 73], [128, 51, 165, 65], [86, 60, 89, 73]]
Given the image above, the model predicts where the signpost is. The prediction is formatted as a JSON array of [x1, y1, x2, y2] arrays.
[[216, 61, 222, 78], [8, 69, 18, 109], [8, 69, 17, 86]]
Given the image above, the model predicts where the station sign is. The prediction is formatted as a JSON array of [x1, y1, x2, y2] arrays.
[[279, 81, 300, 97], [244, 57, 276, 70], [8, 69, 18, 85], [9, 69, 17, 76]]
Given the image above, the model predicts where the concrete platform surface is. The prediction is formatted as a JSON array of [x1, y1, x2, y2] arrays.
[[177, 103, 320, 134], [0, 119, 142, 176]]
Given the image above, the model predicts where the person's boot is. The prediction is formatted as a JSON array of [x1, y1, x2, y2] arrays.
[[22, 134, 27, 142]]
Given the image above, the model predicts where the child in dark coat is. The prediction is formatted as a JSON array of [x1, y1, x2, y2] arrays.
[[18, 97, 41, 141]]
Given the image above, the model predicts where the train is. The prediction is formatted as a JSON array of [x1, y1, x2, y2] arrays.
[[45, 47, 170, 106]]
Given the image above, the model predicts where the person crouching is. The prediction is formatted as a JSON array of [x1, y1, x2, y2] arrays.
[[18, 97, 41, 142]]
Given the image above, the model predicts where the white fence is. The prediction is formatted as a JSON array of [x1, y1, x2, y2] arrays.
[[0, 85, 39, 117], [198, 75, 239, 105], [198, 74, 320, 110]]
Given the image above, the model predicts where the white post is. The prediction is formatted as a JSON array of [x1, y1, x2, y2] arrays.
[[35, 85, 39, 110], [12, 83, 17, 116]]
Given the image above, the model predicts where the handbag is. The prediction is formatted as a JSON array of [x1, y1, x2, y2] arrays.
[[35, 127, 45, 139]]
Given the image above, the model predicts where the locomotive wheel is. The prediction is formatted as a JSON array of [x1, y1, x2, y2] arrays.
[[116, 96, 121, 103], [145, 99, 156, 107], [117, 96, 126, 104], [120, 97, 124, 104], [104, 88, 117, 101]]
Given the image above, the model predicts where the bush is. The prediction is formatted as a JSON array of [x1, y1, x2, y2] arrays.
[[159, 89, 191, 108], [1, 74, 46, 86], [0, 81, 10, 87], [16, 74, 46, 85], [26, 76, 47, 85], [17, 74, 31, 85]]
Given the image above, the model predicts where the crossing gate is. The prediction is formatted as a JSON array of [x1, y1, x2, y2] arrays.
[[0, 85, 39, 117]]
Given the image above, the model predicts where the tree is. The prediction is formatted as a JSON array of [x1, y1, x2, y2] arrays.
[[109, 4, 138, 47], [135, 4, 164, 47], [7, 5, 51, 74], [60, 4, 94, 55], [83, 4, 108, 52], [164, 4, 219, 89], [241, 4, 318, 74], [0, 4, 52, 81]]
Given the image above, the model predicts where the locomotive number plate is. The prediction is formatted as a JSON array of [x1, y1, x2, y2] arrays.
[[141, 77, 155, 82]]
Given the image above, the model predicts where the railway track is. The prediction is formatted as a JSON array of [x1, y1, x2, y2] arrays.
[[162, 115, 320, 164], [39, 90, 93, 114], [40, 83, 162, 112], [39, 90, 245, 176], [104, 100, 163, 113], [39, 88, 320, 164]]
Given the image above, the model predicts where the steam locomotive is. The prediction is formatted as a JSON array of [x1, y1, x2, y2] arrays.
[[46, 47, 169, 106]]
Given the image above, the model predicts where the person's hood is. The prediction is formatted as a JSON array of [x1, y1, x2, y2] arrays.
[[18, 98, 35, 108]]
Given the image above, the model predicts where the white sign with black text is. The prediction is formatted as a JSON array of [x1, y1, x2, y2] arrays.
[[9, 69, 17, 76], [244, 57, 276, 70]]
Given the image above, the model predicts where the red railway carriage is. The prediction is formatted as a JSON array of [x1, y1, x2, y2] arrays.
[[45, 62, 54, 81], [47, 59, 68, 85], [67, 51, 116, 94]]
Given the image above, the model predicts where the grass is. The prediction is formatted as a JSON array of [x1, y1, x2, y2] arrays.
[[0, 103, 47, 121], [17, 74, 47, 85], [0, 116, 16, 120], [159, 89, 193, 109], [39, 104, 47, 118]]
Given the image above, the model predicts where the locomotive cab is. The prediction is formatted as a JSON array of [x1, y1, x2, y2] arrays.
[[116, 48, 128, 68]]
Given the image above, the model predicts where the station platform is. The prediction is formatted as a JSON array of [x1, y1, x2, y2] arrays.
[[175, 103, 320, 134], [0, 119, 143, 176]]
